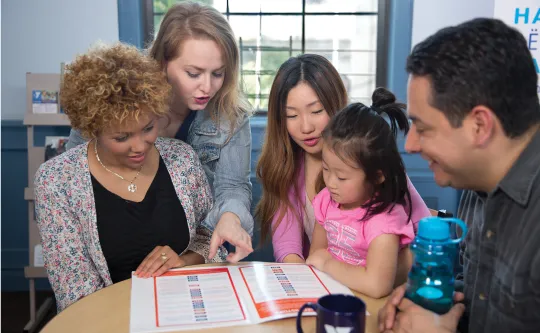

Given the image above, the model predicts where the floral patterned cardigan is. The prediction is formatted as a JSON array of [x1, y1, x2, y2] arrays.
[[34, 137, 226, 312]]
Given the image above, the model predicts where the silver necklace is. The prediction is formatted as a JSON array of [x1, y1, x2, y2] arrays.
[[94, 140, 143, 193]]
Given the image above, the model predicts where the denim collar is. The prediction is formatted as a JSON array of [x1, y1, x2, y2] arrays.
[[191, 109, 219, 136]]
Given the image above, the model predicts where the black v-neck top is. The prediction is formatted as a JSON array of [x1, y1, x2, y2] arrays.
[[91, 156, 190, 283]]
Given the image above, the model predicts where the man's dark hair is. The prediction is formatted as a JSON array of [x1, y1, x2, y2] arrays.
[[407, 18, 540, 138]]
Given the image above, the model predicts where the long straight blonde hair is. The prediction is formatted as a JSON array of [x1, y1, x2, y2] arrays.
[[256, 54, 348, 244], [149, 2, 251, 131]]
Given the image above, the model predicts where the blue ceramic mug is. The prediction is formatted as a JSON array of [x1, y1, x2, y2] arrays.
[[296, 294, 366, 333]]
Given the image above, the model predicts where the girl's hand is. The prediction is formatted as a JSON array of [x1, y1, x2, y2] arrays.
[[135, 245, 186, 278], [306, 249, 332, 271]]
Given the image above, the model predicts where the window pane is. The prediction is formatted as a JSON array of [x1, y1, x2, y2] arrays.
[[241, 51, 296, 73], [154, 0, 226, 14], [334, 51, 376, 75], [232, 15, 302, 111], [228, 0, 302, 13], [154, 15, 164, 37], [153, 0, 169, 13], [242, 74, 271, 111], [306, 0, 378, 13], [305, 15, 378, 51], [242, 73, 275, 96], [303, 51, 375, 80], [345, 74, 376, 105], [241, 48, 301, 111], [229, 16, 302, 50]]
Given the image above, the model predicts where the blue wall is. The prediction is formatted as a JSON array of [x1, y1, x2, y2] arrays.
[[1, 122, 71, 291], [0, 0, 459, 291]]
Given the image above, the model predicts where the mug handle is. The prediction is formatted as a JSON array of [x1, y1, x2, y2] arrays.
[[296, 302, 318, 333]]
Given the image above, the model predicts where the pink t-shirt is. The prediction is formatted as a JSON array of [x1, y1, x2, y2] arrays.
[[313, 188, 415, 266]]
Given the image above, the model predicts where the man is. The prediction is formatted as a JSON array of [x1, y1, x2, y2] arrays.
[[378, 18, 540, 333]]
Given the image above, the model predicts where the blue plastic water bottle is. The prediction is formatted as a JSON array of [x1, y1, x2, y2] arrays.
[[405, 216, 467, 314]]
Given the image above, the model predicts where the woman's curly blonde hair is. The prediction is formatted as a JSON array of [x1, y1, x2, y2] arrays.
[[61, 42, 171, 139]]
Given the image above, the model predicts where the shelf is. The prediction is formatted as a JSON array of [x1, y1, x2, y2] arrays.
[[24, 266, 47, 279], [25, 187, 34, 200], [23, 113, 70, 126]]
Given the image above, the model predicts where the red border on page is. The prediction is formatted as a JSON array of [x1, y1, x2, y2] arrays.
[[238, 264, 331, 319], [153, 267, 246, 327]]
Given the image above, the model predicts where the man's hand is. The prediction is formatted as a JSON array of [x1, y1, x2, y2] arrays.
[[378, 284, 465, 332], [388, 298, 464, 333]]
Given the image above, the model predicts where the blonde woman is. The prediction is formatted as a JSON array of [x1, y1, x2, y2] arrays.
[[35, 42, 228, 311], [66, 2, 253, 262]]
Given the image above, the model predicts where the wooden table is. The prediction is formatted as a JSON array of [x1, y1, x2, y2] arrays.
[[41, 263, 386, 333]]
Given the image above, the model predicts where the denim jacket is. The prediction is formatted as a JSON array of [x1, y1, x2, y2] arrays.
[[65, 109, 254, 235]]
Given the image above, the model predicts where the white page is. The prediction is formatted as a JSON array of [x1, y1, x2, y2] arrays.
[[238, 264, 344, 320], [130, 267, 251, 333], [240, 264, 331, 301], [155, 268, 246, 326]]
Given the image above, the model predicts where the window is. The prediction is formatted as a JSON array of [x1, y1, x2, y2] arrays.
[[145, 0, 389, 113]]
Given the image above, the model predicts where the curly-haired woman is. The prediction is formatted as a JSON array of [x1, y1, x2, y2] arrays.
[[65, 2, 254, 262], [34, 42, 227, 312]]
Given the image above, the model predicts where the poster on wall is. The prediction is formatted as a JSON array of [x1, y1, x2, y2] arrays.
[[494, 0, 540, 95]]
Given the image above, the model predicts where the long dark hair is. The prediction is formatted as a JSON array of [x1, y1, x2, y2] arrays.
[[256, 54, 348, 244], [321, 87, 412, 221]]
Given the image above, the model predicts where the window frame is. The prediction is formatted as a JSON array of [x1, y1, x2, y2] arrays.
[[142, 0, 390, 112]]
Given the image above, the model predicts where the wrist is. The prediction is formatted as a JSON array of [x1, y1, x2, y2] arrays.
[[221, 212, 241, 225], [179, 251, 204, 266], [283, 254, 305, 263], [174, 254, 187, 268], [321, 254, 333, 271]]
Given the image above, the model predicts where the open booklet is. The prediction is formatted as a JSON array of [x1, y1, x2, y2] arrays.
[[130, 262, 360, 332]]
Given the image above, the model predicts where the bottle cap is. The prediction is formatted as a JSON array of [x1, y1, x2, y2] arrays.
[[418, 217, 450, 241]]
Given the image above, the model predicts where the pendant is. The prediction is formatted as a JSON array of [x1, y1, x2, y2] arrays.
[[128, 183, 137, 193]]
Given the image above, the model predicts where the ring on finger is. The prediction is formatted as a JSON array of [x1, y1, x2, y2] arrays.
[[161, 252, 168, 262]]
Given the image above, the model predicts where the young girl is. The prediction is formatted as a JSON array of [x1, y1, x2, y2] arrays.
[[65, 2, 253, 262], [306, 88, 415, 298], [256, 55, 430, 285]]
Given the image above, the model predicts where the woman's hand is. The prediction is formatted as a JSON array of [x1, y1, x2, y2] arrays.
[[135, 245, 186, 278], [208, 212, 253, 263], [306, 248, 332, 271]]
